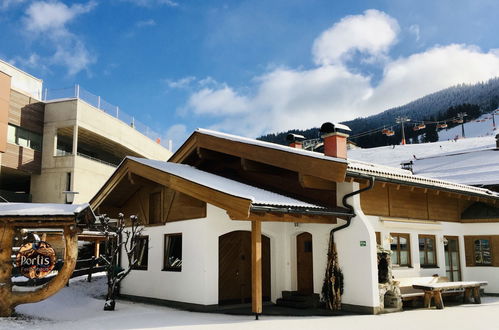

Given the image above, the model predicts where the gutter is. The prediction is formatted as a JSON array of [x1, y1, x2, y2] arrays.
[[250, 205, 353, 218]]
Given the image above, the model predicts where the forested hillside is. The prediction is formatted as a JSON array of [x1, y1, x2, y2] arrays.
[[259, 78, 499, 148]]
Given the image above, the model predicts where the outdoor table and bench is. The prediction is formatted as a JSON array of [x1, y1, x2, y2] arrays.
[[412, 281, 488, 309]]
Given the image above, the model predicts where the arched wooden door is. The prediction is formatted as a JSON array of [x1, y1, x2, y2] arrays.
[[296, 232, 314, 294], [219, 231, 271, 305]]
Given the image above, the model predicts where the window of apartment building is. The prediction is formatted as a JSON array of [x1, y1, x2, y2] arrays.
[[148, 192, 162, 225], [163, 234, 182, 272], [375, 232, 381, 246], [132, 236, 148, 270], [7, 124, 42, 151], [474, 238, 492, 266], [390, 233, 411, 267], [419, 235, 437, 268]]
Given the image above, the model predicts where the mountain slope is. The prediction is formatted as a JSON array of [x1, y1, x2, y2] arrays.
[[259, 77, 499, 147]]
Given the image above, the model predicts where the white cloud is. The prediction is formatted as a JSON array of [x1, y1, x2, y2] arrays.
[[136, 19, 156, 27], [25, 1, 96, 34], [122, 0, 178, 7], [312, 9, 399, 66], [51, 41, 95, 76], [165, 76, 196, 89], [187, 86, 251, 115], [369, 44, 499, 112], [22, 1, 97, 75], [182, 10, 499, 138], [0, 0, 25, 11], [409, 24, 420, 42]]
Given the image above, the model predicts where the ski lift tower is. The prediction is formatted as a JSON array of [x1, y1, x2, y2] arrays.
[[396, 116, 411, 145]]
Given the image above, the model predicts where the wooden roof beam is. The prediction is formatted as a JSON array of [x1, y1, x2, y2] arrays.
[[298, 173, 336, 190]]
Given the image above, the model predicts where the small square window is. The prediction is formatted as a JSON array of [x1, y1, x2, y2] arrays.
[[163, 234, 182, 271], [419, 235, 437, 268], [132, 236, 148, 270], [390, 233, 411, 267], [474, 239, 492, 265]]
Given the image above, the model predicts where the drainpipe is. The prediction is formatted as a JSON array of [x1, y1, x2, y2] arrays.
[[332, 176, 375, 238], [323, 176, 375, 310]]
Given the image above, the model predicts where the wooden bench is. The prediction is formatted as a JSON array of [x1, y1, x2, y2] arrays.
[[396, 276, 449, 302], [413, 281, 488, 309]]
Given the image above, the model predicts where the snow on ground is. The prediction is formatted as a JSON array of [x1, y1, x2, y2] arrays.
[[438, 113, 498, 141], [348, 135, 495, 168], [3, 274, 499, 330]]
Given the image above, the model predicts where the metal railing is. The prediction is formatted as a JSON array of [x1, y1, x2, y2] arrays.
[[43, 85, 171, 150]]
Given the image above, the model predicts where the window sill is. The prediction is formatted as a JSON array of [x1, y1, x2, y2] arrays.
[[131, 267, 148, 271], [420, 265, 439, 269], [392, 266, 413, 269], [162, 268, 182, 272]]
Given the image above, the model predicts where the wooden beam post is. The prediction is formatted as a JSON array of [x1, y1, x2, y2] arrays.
[[251, 220, 262, 318]]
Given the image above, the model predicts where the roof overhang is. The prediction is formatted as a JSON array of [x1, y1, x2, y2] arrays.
[[170, 129, 349, 183], [91, 158, 346, 224], [0, 203, 95, 228]]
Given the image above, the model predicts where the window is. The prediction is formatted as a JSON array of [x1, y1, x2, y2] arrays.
[[132, 236, 148, 270], [148, 192, 162, 225], [375, 232, 381, 246], [474, 239, 492, 265], [390, 233, 411, 267], [7, 124, 42, 151], [163, 234, 182, 271], [419, 235, 437, 268]]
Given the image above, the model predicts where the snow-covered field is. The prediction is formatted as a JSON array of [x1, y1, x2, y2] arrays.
[[3, 274, 499, 330], [348, 135, 495, 168]]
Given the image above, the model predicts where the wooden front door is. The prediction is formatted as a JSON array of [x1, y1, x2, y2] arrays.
[[218, 231, 270, 305], [444, 236, 461, 281], [296, 232, 314, 294]]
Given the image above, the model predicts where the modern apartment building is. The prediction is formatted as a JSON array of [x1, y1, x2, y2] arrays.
[[0, 59, 172, 204]]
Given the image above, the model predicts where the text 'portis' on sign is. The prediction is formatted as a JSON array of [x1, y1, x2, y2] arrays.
[[16, 241, 56, 279]]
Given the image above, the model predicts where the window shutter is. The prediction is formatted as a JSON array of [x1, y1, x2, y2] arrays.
[[464, 236, 474, 267], [492, 236, 499, 267]]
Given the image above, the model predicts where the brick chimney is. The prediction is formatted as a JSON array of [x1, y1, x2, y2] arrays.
[[320, 122, 351, 159], [286, 133, 305, 149]]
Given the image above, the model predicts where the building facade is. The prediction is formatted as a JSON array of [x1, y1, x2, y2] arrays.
[[91, 126, 499, 314], [0, 59, 172, 204]]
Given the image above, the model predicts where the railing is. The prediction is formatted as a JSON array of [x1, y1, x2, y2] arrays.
[[12, 257, 105, 286], [43, 84, 171, 150], [0, 189, 31, 203], [77, 152, 118, 168]]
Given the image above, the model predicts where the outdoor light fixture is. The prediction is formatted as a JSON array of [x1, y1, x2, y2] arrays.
[[441, 237, 449, 246], [62, 191, 79, 204], [384, 234, 394, 245]]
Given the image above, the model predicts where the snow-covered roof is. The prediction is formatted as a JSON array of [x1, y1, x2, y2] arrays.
[[412, 149, 499, 186], [348, 136, 496, 168], [128, 157, 329, 210], [0, 203, 91, 217], [196, 128, 348, 164], [348, 135, 499, 188], [347, 159, 498, 198], [193, 129, 498, 199]]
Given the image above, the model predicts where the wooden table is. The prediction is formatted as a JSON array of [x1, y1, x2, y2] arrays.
[[412, 281, 488, 309]]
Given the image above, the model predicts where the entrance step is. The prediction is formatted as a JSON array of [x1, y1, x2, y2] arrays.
[[276, 291, 320, 309]]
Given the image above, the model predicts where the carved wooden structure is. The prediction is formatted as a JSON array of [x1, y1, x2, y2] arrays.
[[0, 204, 93, 316]]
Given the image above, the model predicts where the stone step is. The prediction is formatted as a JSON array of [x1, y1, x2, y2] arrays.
[[277, 291, 321, 309]]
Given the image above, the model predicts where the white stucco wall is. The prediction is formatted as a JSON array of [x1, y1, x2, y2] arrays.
[[0, 59, 42, 100], [120, 203, 358, 307], [370, 216, 499, 293], [334, 182, 380, 310]]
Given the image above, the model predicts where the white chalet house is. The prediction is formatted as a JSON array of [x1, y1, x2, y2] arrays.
[[91, 124, 499, 315]]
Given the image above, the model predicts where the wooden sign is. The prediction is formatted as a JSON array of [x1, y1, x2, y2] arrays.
[[16, 241, 56, 279]]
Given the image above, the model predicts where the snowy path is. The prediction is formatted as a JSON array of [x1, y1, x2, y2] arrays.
[[2, 275, 499, 330]]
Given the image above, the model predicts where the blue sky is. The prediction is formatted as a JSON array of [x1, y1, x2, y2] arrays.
[[3, 0, 499, 148]]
